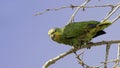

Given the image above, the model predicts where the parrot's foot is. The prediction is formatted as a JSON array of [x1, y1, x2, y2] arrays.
[[72, 46, 81, 49], [86, 42, 94, 49], [72, 46, 81, 54]]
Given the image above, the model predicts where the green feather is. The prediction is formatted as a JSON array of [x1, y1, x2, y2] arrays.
[[63, 21, 100, 38], [48, 20, 112, 46]]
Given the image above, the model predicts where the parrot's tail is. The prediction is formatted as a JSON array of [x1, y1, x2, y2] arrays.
[[97, 21, 112, 29]]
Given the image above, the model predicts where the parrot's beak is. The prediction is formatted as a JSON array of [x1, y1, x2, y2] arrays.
[[48, 29, 55, 38]]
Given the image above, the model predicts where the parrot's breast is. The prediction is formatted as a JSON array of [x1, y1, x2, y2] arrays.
[[53, 32, 61, 42]]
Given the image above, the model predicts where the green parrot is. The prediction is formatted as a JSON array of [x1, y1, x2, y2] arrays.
[[48, 20, 112, 47]]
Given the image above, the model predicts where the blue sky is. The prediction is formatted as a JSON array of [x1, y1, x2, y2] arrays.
[[0, 0, 120, 68]]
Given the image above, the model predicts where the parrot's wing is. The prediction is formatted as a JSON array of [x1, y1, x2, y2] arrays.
[[63, 21, 100, 38]]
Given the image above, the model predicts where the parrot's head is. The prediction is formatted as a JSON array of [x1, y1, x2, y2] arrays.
[[48, 28, 63, 42]]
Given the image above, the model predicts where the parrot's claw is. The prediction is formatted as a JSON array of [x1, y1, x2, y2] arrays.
[[86, 42, 94, 49]]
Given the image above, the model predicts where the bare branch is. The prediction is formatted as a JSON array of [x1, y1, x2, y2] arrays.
[[104, 44, 111, 68], [117, 43, 120, 64], [74, 52, 91, 68], [74, 52, 102, 68], [42, 48, 78, 68], [101, 59, 120, 64], [34, 4, 117, 16], [33, 6, 70, 16], [67, 0, 90, 24], [113, 43, 120, 68], [101, 3, 120, 23], [112, 14, 120, 23], [42, 40, 120, 68]]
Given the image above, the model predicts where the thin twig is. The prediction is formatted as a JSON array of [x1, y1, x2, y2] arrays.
[[101, 59, 120, 65], [104, 44, 111, 68], [67, 0, 90, 24], [74, 51, 90, 68], [74, 52, 91, 68], [117, 43, 120, 65], [34, 6, 70, 16], [101, 3, 120, 23], [112, 14, 120, 23], [34, 4, 116, 16], [74, 52, 102, 68], [113, 43, 120, 68]]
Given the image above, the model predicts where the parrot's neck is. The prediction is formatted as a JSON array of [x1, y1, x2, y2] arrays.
[[52, 28, 64, 43]]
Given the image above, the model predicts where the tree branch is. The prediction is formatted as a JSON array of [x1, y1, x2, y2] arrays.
[[42, 48, 77, 68], [74, 52, 91, 68], [112, 14, 120, 23], [113, 43, 120, 68], [42, 40, 120, 68], [101, 3, 120, 23], [67, 0, 90, 24], [34, 4, 117, 16], [104, 44, 111, 68]]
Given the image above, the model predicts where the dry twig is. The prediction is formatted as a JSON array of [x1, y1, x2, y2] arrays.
[[113, 43, 120, 68], [101, 3, 120, 23], [67, 0, 90, 24], [104, 44, 111, 68], [34, 4, 117, 16]]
